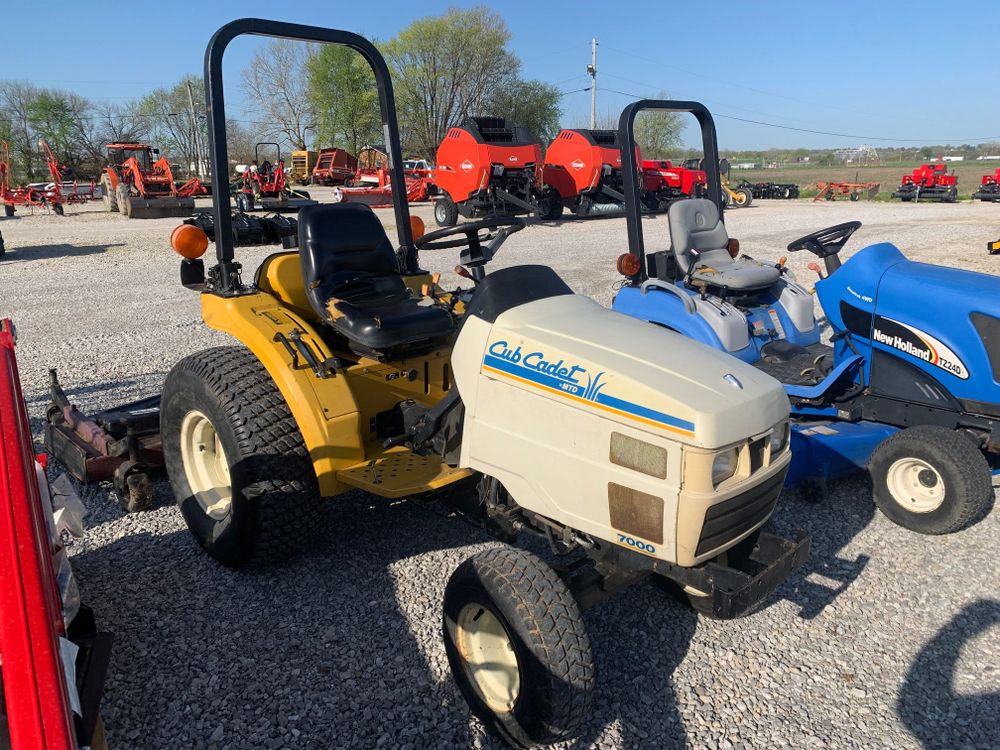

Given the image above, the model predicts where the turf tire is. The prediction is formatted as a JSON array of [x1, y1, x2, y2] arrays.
[[443, 547, 594, 748], [869, 425, 992, 535], [161, 346, 323, 567]]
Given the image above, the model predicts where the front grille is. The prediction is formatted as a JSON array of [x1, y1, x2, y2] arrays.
[[696, 469, 785, 556]]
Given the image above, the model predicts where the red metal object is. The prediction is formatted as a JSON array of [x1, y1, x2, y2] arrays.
[[102, 142, 195, 218], [640, 158, 707, 209], [332, 167, 433, 207], [1, 141, 66, 216], [892, 163, 958, 202], [0, 319, 77, 750], [311, 148, 359, 186], [973, 168, 1000, 202], [813, 181, 880, 201], [541, 129, 634, 215]]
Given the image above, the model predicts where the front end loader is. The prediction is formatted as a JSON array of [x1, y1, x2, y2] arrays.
[[155, 20, 809, 748], [101, 143, 196, 219]]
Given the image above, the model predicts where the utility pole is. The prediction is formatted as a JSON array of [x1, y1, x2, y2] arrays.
[[588, 38, 597, 129], [185, 79, 203, 180]]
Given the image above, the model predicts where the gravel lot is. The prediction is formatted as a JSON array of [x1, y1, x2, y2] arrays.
[[1, 196, 998, 749]]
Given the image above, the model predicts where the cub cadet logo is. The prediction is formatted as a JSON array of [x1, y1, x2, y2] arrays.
[[488, 341, 587, 387], [460, 160, 474, 173], [872, 316, 969, 379], [571, 159, 586, 171]]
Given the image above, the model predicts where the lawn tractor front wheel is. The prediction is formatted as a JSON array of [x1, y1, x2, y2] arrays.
[[443, 547, 594, 748], [869, 425, 992, 534], [161, 346, 323, 567]]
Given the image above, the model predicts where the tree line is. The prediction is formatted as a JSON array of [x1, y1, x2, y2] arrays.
[[1, 7, 683, 183]]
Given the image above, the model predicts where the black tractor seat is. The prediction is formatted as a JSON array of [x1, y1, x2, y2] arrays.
[[298, 203, 454, 355], [669, 199, 780, 293]]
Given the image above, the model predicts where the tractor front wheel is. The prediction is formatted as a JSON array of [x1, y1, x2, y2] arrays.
[[161, 346, 323, 567], [443, 547, 594, 748], [869, 425, 992, 534], [535, 188, 564, 221], [115, 184, 131, 216], [434, 194, 459, 227], [101, 176, 118, 212]]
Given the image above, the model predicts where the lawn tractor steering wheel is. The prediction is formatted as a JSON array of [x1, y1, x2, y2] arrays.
[[787, 220, 862, 274], [417, 217, 526, 282]]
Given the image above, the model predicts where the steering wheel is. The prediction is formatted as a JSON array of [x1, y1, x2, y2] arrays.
[[417, 217, 524, 250], [787, 221, 862, 258]]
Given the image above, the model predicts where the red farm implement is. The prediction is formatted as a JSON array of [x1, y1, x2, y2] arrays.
[[640, 158, 707, 210], [0, 320, 113, 750], [235, 142, 315, 213], [1, 140, 70, 216], [433, 117, 555, 226], [100, 142, 198, 219], [892, 163, 958, 202], [812, 180, 880, 202], [310, 147, 359, 185], [541, 129, 629, 218], [973, 168, 1000, 202]]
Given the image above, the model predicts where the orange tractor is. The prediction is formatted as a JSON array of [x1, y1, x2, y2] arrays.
[[100, 143, 202, 219]]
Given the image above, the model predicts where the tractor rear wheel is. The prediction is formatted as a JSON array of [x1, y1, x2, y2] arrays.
[[443, 547, 594, 748], [101, 176, 118, 212], [161, 346, 323, 567], [869, 425, 992, 534], [434, 194, 458, 227]]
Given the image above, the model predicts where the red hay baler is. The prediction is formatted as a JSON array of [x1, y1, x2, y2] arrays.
[[541, 129, 631, 218], [310, 148, 359, 185], [972, 168, 1000, 202], [433, 117, 556, 226], [892, 163, 958, 202]]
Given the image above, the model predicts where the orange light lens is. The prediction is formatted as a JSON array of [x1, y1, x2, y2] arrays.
[[410, 215, 426, 241], [616, 252, 641, 277], [170, 224, 209, 259], [727, 238, 740, 259]]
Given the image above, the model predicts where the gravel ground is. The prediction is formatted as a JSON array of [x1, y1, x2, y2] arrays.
[[1, 196, 998, 749]]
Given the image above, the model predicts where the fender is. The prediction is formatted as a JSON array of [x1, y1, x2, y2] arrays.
[[613, 285, 724, 349], [201, 292, 364, 496]]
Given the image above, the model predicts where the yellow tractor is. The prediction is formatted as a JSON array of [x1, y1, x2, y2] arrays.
[[681, 157, 752, 208], [163, 19, 808, 747]]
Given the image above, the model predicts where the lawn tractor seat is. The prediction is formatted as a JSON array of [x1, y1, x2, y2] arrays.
[[669, 199, 780, 292], [298, 203, 453, 353]]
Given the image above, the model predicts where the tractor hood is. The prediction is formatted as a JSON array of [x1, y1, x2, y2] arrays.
[[455, 293, 789, 449]]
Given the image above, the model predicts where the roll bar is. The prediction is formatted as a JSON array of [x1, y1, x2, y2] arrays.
[[617, 100, 722, 284], [204, 19, 416, 292]]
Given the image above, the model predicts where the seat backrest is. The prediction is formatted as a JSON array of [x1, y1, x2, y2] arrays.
[[298, 203, 404, 319], [668, 198, 730, 274]]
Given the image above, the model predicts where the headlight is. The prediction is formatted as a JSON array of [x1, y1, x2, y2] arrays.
[[711, 448, 738, 486], [769, 421, 789, 454]]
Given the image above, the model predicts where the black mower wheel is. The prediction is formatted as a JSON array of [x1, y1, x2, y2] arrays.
[[850, 191, 860, 202], [3, 203, 14, 217], [161, 346, 323, 567], [101, 176, 118, 212], [434, 194, 458, 227], [443, 547, 594, 748], [868, 425, 992, 535]]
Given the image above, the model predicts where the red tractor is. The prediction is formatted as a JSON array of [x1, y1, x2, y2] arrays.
[[236, 143, 314, 212], [972, 168, 1000, 202], [640, 158, 708, 210], [433, 117, 556, 226], [892, 163, 958, 202], [541, 129, 631, 218], [310, 147, 358, 185], [101, 143, 200, 219]]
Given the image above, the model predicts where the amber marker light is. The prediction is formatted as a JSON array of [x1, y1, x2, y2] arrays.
[[616, 252, 641, 277], [170, 224, 209, 259]]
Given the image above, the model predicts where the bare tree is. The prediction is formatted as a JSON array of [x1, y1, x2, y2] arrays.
[[241, 40, 315, 149]]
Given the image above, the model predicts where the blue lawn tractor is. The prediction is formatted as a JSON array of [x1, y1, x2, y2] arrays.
[[610, 100, 996, 534]]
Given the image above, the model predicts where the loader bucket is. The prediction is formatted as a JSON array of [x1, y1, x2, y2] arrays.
[[123, 196, 195, 219]]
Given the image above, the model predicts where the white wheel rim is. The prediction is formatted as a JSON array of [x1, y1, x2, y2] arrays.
[[179, 410, 233, 518], [885, 457, 945, 513], [455, 603, 520, 713]]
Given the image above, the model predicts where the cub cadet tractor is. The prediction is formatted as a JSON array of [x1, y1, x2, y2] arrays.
[[612, 101, 997, 536], [100, 143, 198, 219], [541, 129, 627, 218], [235, 142, 316, 212], [162, 21, 808, 748], [433, 117, 560, 226]]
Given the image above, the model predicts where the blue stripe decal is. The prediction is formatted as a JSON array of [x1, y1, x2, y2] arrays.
[[482, 352, 694, 433]]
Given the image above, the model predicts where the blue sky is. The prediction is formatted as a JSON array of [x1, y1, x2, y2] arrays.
[[5, 0, 998, 150]]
